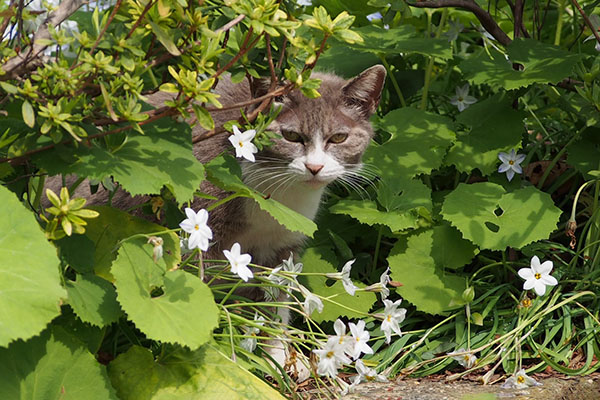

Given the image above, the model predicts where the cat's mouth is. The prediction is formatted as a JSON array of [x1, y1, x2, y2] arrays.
[[303, 177, 330, 189]]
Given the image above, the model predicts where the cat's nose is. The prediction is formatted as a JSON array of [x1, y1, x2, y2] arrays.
[[305, 163, 324, 175]]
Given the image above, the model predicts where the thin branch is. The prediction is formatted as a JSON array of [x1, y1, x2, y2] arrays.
[[216, 14, 246, 33], [407, 0, 512, 46], [276, 37, 287, 69], [125, 0, 155, 40], [265, 34, 277, 90], [303, 34, 330, 71], [0, 0, 17, 40], [1, 0, 86, 80], [570, 0, 600, 45], [88, 0, 123, 56], [193, 83, 294, 143], [507, 0, 530, 38], [213, 27, 257, 79]]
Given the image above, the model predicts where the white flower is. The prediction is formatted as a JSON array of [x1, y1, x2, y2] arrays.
[[366, 12, 383, 21], [228, 125, 258, 162], [313, 337, 352, 378], [179, 208, 213, 251], [223, 243, 253, 282], [326, 259, 359, 296], [448, 348, 477, 368], [380, 299, 407, 344], [281, 252, 303, 277], [364, 267, 391, 300], [341, 260, 359, 296], [332, 319, 354, 355], [296, 0, 312, 5], [517, 256, 558, 296], [240, 313, 265, 353], [348, 320, 373, 360], [445, 19, 464, 42], [352, 359, 387, 387], [501, 369, 541, 389], [498, 149, 526, 181], [300, 286, 323, 316], [450, 84, 477, 112]]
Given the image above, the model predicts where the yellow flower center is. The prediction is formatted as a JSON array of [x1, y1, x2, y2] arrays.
[[386, 315, 392, 322], [522, 298, 532, 308], [194, 224, 199, 230], [464, 355, 470, 362], [517, 375, 525, 384], [339, 337, 344, 345], [239, 141, 244, 147], [356, 337, 361, 342], [366, 375, 375, 382], [534, 273, 541, 280], [509, 160, 514, 165], [326, 351, 334, 358]]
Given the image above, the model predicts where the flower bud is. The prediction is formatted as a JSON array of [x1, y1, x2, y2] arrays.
[[462, 286, 475, 303]]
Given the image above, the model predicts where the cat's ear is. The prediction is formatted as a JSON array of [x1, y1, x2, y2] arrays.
[[342, 65, 386, 117]]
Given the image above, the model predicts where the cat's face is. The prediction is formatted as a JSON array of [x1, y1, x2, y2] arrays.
[[244, 66, 386, 193]]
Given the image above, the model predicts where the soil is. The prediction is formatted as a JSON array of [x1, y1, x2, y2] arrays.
[[341, 374, 600, 400]]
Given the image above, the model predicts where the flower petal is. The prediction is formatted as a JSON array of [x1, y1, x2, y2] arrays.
[[518, 268, 533, 280], [538, 260, 553, 275], [541, 275, 558, 287], [498, 152, 509, 163]]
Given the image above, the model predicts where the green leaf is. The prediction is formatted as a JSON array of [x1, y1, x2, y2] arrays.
[[22, 100, 35, 128], [347, 26, 452, 59], [441, 183, 562, 250], [0, 326, 117, 399], [108, 345, 285, 400], [567, 127, 600, 179], [460, 39, 580, 90], [192, 104, 215, 130], [0, 186, 66, 347], [111, 241, 219, 349], [148, 21, 181, 56], [300, 247, 376, 323], [365, 108, 455, 180], [206, 155, 317, 237], [83, 206, 181, 280], [330, 199, 421, 231], [35, 117, 205, 204], [388, 228, 467, 315], [429, 223, 479, 270], [66, 274, 122, 327], [445, 94, 526, 175]]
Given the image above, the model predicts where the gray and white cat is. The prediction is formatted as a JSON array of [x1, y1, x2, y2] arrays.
[[59, 65, 386, 268]]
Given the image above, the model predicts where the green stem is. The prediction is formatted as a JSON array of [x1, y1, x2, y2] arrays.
[[381, 56, 406, 107], [32, 175, 46, 211], [537, 134, 579, 189], [207, 193, 242, 212], [420, 9, 448, 111], [554, 0, 565, 45], [372, 225, 383, 272]]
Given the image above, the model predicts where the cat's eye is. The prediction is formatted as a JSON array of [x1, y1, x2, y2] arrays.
[[329, 133, 348, 144], [282, 130, 303, 143]]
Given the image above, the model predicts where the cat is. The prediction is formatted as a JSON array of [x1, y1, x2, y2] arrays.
[[53, 65, 386, 268], [45, 65, 386, 380]]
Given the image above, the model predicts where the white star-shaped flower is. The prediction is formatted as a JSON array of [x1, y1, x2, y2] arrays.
[[366, 11, 383, 21], [179, 208, 213, 251], [300, 285, 323, 316], [332, 319, 354, 355], [348, 320, 373, 360], [296, 0, 312, 5], [448, 348, 477, 368], [450, 83, 477, 112], [445, 19, 464, 42], [352, 359, 387, 387], [341, 260, 359, 296], [498, 149, 526, 181], [228, 125, 258, 162], [501, 369, 541, 389], [380, 299, 407, 344], [365, 267, 391, 300], [517, 255, 558, 296], [313, 337, 352, 378], [223, 242, 253, 282]]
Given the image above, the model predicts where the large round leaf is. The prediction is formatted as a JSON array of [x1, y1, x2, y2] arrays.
[[0, 327, 117, 399], [0, 186, 66, 347], [442, 183, 562, 250], [112, 241, 219, 349]]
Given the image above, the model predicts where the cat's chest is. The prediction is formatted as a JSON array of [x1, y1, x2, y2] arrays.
[[232, 185, 324, 266]]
